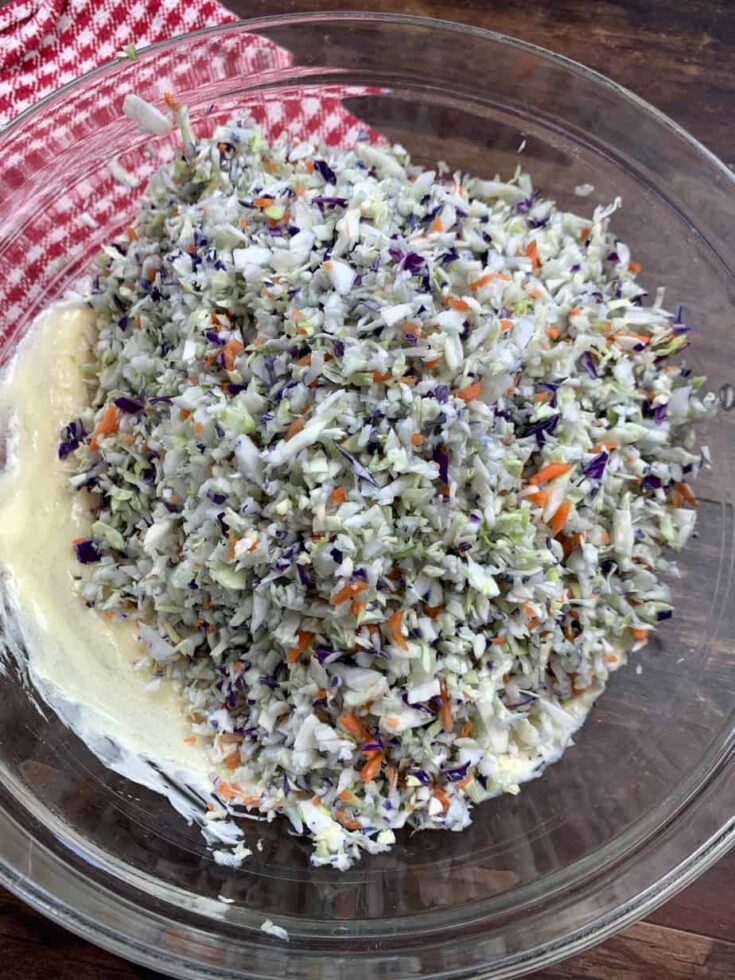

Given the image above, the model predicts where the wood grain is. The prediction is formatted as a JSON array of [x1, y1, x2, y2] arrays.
[[1, 1, 732, 978]]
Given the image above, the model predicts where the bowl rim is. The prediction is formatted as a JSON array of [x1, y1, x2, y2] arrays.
[[0, 10, 733, 979]]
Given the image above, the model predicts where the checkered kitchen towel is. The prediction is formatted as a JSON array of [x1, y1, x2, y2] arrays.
[[0, 0, 377, 330], [0, 0, 237, 126]]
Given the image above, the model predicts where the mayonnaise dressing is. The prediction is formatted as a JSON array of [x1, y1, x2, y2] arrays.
[[0, 303, 238, 838]]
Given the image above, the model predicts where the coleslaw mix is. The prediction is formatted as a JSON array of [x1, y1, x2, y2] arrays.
[[61, 99, 713, 868]]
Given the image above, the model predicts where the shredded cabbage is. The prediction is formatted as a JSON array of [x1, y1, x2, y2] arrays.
[[63, 101, 714, 868]]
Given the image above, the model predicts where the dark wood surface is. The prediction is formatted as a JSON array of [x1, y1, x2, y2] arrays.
[[3, 1, 733, 977]]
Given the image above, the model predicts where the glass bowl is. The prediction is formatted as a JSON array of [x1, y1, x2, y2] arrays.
[[0, 13, 733, 979]]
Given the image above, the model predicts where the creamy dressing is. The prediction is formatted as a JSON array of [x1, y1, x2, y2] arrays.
[[0, 303, 239, 839]]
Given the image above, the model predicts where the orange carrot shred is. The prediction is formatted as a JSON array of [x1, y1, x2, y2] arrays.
[[529, 462, 572, 485], [469, 273, 495, 291], [360, 752, 384, 783], [546, 326, 559, 341], [447, 296, 471, 312], [286, 417, 306, 440], [550, 500, 571, 538], [90, 403, 120, 451], [287, 630, 314, 664], [677, 481, 697, 507], [330, 579, 368, 605], [338, 714, 371, 742], [525, 240, 539, 269], [433, 789, 450, 812], [331, 486, 347, 505], [460, 721, 474, 738], [439, 684, 453, 733], [411, 433, 425, 447], [388, 609, 408, 650], [457, 381, 481, 402], [223, 338, 243, 371], [528, 463, 572, 487], [372, 371, 392, 383], [500, 318, 513, 332], [526, 490, 548, 507], [630, 627, 649, 642], [628, 260, 642, 273]]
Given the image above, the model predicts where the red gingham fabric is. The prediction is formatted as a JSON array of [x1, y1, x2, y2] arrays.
[[0, 0, 237, 125], [0, 2, 379, 334]]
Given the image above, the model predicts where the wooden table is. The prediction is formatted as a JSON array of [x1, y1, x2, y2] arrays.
[[2, 1, 733, 977]]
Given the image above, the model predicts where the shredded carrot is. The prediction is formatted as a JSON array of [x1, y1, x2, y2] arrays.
[[90, 403, 120, 450], [411, 433, 425, 447], [305, 159, 315, 174], [338, 713, 371, 742], [372, 371, 392, 383], [252, 196, 274, 208], [351, 598, 366, 618], [546, 326, 559, 341], [490, 635, 507, 646], [221, 338, 243, 371], [630, 627, 649, 642], [385, 764, 398, 789], [425, 357, 441, 369], [500, 318, 513, 332], [330, 579, 368, 605], [388, 609, 408, 650], [526, 489, 548, 507], [457, 381, 481, 402], [612, 332, 650, 346], [286, 417, 306, 440], [331, 486, 347, 505], [456, 774, 473, 789], [460, 721, 474, 738], [570, 306, 581, 316], [529, 462, 572, 485], [469, 272, 495, 291], [183, 735, 196, 745], [338, 789, 353, 803], [605, 654, 621, 666], [670, 488, 683, 508], [287, 630, 314, 664], [433, 789, 450, 813], [430, 216, 443, 233], [334, 809, 362, 831], [297, 353, 312, 366], [360, 752, 384, 783], [580, 226, 591, 242], [628, 260, 642, 273], [600, 528, 611, 546], [677, 481, 697, 507], [193, 421, 204, 434], [425, 605, 442, 620], [560, 531, 584, 557], [447, 296, 471, 312], [125, 225, 138, 241], [525, 240, 539, 270], [439, 482, 450, 497], [163, 91, 179, 111], [439, 684, 453, 733], [550, 500, 571, 537]]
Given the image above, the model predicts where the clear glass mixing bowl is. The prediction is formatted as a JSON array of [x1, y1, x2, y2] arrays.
[[0, 13, 732, 980]]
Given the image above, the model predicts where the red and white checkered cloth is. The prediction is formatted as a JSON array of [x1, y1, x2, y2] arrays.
[[0, 0, 237, 126], [0, 1, 378, 334]]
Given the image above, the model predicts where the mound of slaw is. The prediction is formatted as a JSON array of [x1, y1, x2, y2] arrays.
[[61, 99, 714, 868]]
